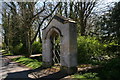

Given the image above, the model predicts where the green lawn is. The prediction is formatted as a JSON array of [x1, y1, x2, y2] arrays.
[[12, 56, 42, 69], [72, 72, 100, 80], [72, 57, 120, 80]]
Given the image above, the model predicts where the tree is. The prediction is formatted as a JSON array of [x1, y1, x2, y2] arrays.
[[2, 2, 60, 57], [110, 2, 120, 44], [97, 2, 120, 43], [53, 1, 98, 36], [75, 1, 98, 36]]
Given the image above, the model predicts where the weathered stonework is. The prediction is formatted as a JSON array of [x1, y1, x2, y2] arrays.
[[42, 15, 77, 74]]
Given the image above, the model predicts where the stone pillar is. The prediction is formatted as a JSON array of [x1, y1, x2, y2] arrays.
[[42, 38, 52, 68], [60, 23, 77, 74]]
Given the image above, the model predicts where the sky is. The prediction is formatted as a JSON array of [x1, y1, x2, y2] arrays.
[[107, 0, 120, 2]]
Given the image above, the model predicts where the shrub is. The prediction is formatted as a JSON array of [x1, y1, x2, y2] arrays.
[[32, 41, 42, 54], [77, 36, 106, 64], [12, 43, 23, 55], [10, 41, 42, 55], [98, 57, 120, 80], [105, 41, 120, 57]]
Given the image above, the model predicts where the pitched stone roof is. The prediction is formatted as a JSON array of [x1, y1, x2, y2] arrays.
[[53, 14, 76, 24], [42, 15, 76, 30]]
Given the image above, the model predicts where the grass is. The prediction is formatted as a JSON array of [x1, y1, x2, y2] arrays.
[[0, 50, 4, 52], [12, 56, 42, 69], [72, 57, 120, 80], [3, 52, 13, 56], [0, 49, 6, 53], [72, 72, 100, 80], [97, 57, 120, 80], [0, 49, 13, 56]]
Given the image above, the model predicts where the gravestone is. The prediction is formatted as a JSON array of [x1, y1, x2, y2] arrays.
[[42, 15, 77, 74]]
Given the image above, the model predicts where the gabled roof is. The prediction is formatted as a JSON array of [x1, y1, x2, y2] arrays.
[[42, 14, 76, 30], [53, 14, 76, 24]]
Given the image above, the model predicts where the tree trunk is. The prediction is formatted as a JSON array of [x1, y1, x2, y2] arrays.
[[80, 22, 85, 36], [39, 29, 42, 43], [23, 30, 31, 57], [79, 17, 86, 36]]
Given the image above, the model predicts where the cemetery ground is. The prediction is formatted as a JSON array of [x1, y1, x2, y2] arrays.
[[1, 49, 120, 80]]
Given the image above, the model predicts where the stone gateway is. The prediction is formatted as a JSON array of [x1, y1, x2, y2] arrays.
[[42, 15, 77, 74]]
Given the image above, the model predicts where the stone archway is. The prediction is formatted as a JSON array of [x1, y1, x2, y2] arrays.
[[50, 31, 61, 65], [42, 15, 77, 74], [47, 27, 61, 66]]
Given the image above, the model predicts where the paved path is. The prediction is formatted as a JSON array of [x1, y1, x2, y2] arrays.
[[0, 52, 71, 80], [0, 52, 33, 80]]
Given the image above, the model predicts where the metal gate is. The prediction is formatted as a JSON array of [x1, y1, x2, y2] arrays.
[[51, 33, 60, 66]]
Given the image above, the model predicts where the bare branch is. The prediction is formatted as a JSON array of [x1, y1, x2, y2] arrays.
[[32, 2, 46, 19], [5, 2, 13, 9], [31, 2, 60, 44]]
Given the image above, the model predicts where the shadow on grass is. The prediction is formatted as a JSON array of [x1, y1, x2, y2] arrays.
[[70, 56, 120, 80], [76, 57, 120, 80], [4, 69, 34, 80], [97, 57, 120, 80], [4, 67, 69, 80], [37, 71, 69, 80]]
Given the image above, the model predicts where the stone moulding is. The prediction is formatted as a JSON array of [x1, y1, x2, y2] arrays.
[[45, 26, 63, 39]]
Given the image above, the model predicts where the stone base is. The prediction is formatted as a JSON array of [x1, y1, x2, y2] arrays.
[[42, 62, 52, 68], [60, 66, 77, 74]]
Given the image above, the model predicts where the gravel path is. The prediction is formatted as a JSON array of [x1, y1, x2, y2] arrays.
[[0, 53, 74, 80], [0, 52, 33, 80]]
